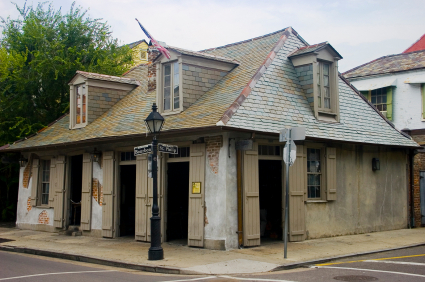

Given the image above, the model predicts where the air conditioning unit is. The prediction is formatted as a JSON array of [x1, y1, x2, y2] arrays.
[[381, 111, 387, 118]]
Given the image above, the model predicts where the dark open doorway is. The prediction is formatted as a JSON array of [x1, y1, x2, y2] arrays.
[[259, 160, 282, 241], [69, 155, 83, 226], [120, 165, 136, 236], [167, 162, 189, 243]]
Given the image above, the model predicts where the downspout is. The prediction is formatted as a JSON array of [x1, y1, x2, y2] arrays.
[[410, 149, 415, 228], [237, 150, 243, 247]]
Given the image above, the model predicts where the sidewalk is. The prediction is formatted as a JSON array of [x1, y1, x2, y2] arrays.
[[0, 226, 424, 275]]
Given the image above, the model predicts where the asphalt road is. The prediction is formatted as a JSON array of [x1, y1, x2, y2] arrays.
[[2, 246, 425, 281]]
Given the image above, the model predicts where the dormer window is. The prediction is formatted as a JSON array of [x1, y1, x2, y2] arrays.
[[289, 42, 342, 122], [163, 62, 180, 111], [75, 84, 87, 126]]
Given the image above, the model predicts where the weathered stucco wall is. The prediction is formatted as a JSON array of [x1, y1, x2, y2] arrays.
[[91, 161, 103, 230], [204, 133, 238, 250], [16, 166, 55, 232], [305, 144, 408, 239]]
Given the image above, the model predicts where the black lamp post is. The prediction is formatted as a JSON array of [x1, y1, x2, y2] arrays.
[[144, 103, 165, 260]]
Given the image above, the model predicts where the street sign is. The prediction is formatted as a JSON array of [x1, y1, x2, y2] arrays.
[[235, 140, 253, 151], [283, 140, 296, 166], [158, 143, 178, 154], [134, 144, 152, 155], [279, 127, 305, 142]]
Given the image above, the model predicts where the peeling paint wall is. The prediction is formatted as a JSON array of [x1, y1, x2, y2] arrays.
[[16, 166, 54, 230], [305, 144, 407, 239], [91, 161, 103, 230]]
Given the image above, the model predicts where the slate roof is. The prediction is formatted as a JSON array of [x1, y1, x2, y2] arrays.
[[72, 71, 141, 86], [126, 39, 148, 49], [4, 27, 418, 151], [167, 45, 239, 65], [343, 50, 425, 79]]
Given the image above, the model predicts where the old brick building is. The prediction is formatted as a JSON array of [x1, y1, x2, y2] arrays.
[[2, 27, 418, 250]]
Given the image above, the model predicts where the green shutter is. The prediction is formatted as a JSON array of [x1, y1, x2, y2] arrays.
[[386, 87, 393, 120], [422, 84, 425, 119], [360, 91, 369, 101]]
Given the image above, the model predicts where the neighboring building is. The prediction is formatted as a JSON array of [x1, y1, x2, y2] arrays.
[[343, 35, 425, 228], [1, 27, 418, 251], [128, 39, 150, 66]]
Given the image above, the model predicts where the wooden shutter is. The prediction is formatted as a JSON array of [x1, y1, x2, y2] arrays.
[[102, 151, 115, 237], [386, 87, 393, 120], [188, 143, 206, 247], [422, 84, 425, 119], [30, 158, 40, 207], [135, 154, 148, 241], [243, 142, 260, 247], [53, 156, 66, 228], [326, 147, 337, 201], [147, 155, 163, 242], [288, 144, 306, 242], [48, 158, 57, 207], [81, 153, 93, 231]]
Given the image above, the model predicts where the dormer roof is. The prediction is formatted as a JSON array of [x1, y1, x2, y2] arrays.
[[68, 71, 141, 86], [288, 42, 343, 60]]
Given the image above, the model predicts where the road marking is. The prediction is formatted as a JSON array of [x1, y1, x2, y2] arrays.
[[218, 276, 297, 282], [316, 253, 425, 266], [364, 259, 425, 266], [0, 270, 116, 281], [314, 266, 425, 278], [161, 277, 217, 282]]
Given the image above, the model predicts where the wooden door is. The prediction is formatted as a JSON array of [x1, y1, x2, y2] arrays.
[[288, 145, 306, 242], [53, 156, 66, 228], [102, 151, 115, 237], [135, 155, 148, 241], [421, 171, 425, 225], [81, 153, 93, 231], [188, 143, 206, 247], [243, 142, 260, 247]]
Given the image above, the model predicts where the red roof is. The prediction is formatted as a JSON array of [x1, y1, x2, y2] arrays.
[[403, 34, 425, 53]]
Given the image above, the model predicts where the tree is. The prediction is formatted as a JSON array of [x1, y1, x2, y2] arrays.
[[0, 1, 134, 221]]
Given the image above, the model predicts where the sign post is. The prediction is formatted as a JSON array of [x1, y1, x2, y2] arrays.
[[280, 127, 305, 259]]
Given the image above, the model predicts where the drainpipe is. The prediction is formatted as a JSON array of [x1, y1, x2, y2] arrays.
[[237, 150, 243, 247], [410, 149, 417, 228]]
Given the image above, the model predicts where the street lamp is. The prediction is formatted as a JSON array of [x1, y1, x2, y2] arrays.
[[144, 103, 165, 260]]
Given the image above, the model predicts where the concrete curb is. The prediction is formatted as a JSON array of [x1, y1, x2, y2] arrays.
[[271, 242, 425, 272], [0, 245, 181, 275], [1, 242, 425, 275]]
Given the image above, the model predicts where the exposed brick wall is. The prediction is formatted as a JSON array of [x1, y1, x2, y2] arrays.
[[182, 64, 227, 109], [22, 156, 33, 188], [295, 64, 314, 108], [27, 197, 32, 212], [205, 136, 223, 174], [412, 151, 425, 227], [148, 48, 160, 92], [92, 178, 103, 206], [38, 210, 49, 224], [87, 86, 129, 123]]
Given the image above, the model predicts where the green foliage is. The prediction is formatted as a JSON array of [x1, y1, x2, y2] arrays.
[[0, 1, 134, 221], [0, 1, 133, 145]]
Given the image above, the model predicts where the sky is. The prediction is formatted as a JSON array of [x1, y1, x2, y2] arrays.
[[1, 0, 424, 72]]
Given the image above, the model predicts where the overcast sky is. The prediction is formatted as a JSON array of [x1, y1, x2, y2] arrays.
[[1, 0, 424, 72]]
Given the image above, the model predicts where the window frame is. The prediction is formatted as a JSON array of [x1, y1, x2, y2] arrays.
[[317, 62, 332, 112], [305, 144, 327, 201], [38, 158, 52, 207], [156, 59, 183, 115], [70, 82, 88, 129]]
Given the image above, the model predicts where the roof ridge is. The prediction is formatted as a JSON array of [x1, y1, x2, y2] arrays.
[[200, 27, 291, 52], [217, 27, 295, 125]]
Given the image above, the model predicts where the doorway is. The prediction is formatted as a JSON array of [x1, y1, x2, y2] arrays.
[[259, 160, 282, 241], [120, 165, 136, 236], [420, 171, 425, 225], [166, 162, 190, 243], [69, 155, 83, 226]]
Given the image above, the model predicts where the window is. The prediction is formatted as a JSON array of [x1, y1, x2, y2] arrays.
[[121, 152, 136, 161], [40, 160, 51, 205], [141, 49, 148, 61], [169, 147, 190, 158], [371, 88, 387, 112], [317, 62, 331, 110], [75, 84, 87, 126], [258, 145, 280, 156], [307, 148, 322, 199], [163, 62, 180, 111]]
